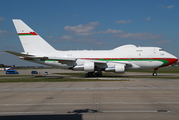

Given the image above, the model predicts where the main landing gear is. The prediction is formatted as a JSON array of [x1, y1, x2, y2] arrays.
[[85, 72, 102, 77], [153, 68, 158, 76]]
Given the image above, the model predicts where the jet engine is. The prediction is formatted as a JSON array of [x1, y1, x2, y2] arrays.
[[84, 62, 94, 72], [105, 64, 125, 73], [115, 64, 125, 73], [73, 62, 94, 72]]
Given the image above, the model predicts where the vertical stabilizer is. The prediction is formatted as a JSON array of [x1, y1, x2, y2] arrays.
[[12, 19, 56, 54]]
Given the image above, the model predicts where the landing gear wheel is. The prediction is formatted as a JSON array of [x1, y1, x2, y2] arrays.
[[85, 73, 89, 77], [93, 71, 102, 77], [153, 72, 157, 76], [94, 73, 98, 77], [85, 72, 94, 77], [94, 73, 102, 77], [153, 68, 158, 76], [89, 72, 93, 77]]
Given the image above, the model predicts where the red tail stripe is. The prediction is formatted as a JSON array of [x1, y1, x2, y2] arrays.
[[18, 32, 38, 35]]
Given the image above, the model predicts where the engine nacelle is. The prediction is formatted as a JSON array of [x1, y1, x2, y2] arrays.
[[115, 64, 125, 73], [84, 62, 94, 72], [105, 64, 125, 73]]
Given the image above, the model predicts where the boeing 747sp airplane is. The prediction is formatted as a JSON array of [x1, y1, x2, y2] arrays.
[[5, 19, 178, 77]]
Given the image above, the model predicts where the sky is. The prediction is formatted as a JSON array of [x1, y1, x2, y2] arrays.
[[0, 0, 179, 66]]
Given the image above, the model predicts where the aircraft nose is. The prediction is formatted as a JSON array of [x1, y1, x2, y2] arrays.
[[169, 55, 178, 65], [173, 57, 178, 62], [161, 53, 178, 67]]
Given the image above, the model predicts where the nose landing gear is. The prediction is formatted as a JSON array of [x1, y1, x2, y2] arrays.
[[153, 68, 158, 76]]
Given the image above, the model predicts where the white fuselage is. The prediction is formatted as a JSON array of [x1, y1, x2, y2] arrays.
[[23, 45, 178, 71]]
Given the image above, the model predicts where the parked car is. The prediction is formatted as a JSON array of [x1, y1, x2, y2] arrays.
[[6, 70, 19, 74], [44, 72, 48, 75], [31, 71, 38, 74]]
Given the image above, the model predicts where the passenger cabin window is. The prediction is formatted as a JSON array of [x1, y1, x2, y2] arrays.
[[159, 49, 164, 51]]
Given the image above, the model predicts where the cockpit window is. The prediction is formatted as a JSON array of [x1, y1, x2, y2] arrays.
[[159, 49, 164, 51]]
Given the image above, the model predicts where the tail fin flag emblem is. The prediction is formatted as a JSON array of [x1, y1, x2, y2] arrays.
[[18, 32, 38, 36]]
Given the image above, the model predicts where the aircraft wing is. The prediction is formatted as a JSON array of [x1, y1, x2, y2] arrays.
[[48, 57, 76, 61], [107, 61, 132, 66], [50, 58, 132, 67], [46, 58, 130, 65], [85, 59, 132, 66], [5, 50, 132, 66]]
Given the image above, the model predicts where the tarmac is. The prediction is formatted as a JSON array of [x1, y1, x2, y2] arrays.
[[0, 69, 179, 120]]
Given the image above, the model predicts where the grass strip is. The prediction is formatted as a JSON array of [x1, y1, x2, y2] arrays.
[[0, 75, 35, 77], [0, 77, 129, 83]]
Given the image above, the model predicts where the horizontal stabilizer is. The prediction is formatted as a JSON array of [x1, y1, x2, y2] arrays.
[[5, 51, 76, 61], [4, 50, 34, 57], [4, 50, 49, 59]]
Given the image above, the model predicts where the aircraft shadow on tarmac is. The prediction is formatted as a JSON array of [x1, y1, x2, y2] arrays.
[[68, 108, 102, 114], [0, 114, 82, 120], [0, 109, 101, 120]]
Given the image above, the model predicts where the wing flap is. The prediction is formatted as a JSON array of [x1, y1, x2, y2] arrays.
[[5, 50, 134, 67], [48, 57, 76, 61]]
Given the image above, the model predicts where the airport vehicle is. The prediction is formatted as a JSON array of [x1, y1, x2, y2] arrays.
[[5, 19, 178, 77], [31, 71, 38, 74], [6, 70, 19, 74]]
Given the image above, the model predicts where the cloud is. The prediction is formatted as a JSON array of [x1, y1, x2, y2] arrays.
[[115, 20, 131, 24], [61, 21, 164, 44], [61, 37, 97, 43], [60, 35, 72, 40], [50, 35, 97, 43], [113, 32, 164, 40], [156, 40, 171, 44], [0, 17, 4, 21], [145, 17, 151, 21], [64, 22, 99, 36], [167, 5, 175, 9], [64, 22, 125, 36], [97, 29, 124, 34], [158, 5, 175, 9], [0, 30, 13, 36]]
